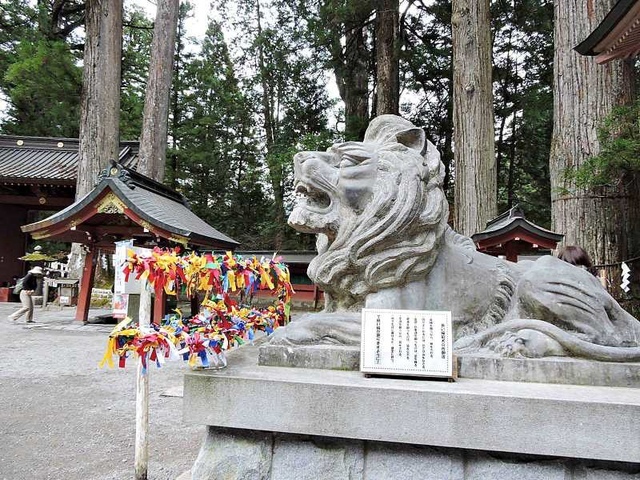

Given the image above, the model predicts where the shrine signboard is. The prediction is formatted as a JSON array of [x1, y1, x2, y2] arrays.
[[360, 308, 454, 379]]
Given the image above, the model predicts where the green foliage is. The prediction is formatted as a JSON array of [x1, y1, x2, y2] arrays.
[[492, 0, 553, 227], [120, 7, 154, 140], [564, 100, 640, 189], [2, 38, 81, 136], [207, 0, 336, 249], [170, 19, 273, 249], [0, 0, 85, 136], [401, 0, 453, 194]]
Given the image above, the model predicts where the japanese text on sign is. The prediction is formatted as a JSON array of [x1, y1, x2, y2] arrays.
[[361, 308, 453, 377]]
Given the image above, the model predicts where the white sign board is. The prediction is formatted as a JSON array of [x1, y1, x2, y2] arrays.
[[112, 293, 129, 319], [360, 308, 453, 378], [113, 241, 151, 295]]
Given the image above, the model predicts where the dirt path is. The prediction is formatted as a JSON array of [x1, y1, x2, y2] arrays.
[[0, 304, 203, 480]]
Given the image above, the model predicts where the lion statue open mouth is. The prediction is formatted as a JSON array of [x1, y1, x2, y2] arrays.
[[280, 114, 640, 361]]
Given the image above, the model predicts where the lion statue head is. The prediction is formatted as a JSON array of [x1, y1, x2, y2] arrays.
[[289, 115, 449, 311]]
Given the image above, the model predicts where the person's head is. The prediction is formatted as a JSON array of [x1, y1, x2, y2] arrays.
[[29, 266, 44, 276], [557, 246, 593, 269]]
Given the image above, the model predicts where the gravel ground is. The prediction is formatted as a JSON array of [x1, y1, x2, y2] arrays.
[[0, 303, 203, 480]]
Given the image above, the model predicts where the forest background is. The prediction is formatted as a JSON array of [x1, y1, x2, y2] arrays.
[[0, 0, 555, 252]]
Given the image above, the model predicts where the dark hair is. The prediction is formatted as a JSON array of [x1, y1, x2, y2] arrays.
[[557, 246, 595, 273]]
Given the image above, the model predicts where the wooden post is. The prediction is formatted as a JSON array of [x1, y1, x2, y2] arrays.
[[313, 285, 319, 311], [42, 278, 49, 309], [505, 241, 518, 263], [153, 288, 165, 325], [75, 247, 96, 322], [134, 282, 152, 480]]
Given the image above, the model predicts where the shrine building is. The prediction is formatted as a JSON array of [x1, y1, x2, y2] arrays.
[[0, 135, 138, 286], [20, 160, 238, 322], [471, 205, 564, 262]]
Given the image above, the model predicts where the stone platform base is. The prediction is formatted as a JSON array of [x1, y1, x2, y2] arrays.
[[258, 344, 361, 371], [184, 345, 640, 474], [185, 427, 640, 480], [258, 344, 640, 387]]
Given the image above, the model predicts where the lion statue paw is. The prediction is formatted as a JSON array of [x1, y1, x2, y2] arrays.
[[488, 329, 566, 358]]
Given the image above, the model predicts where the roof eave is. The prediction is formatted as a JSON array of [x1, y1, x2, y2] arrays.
[[108, 179, 237, 247], [472, 219, 564, 244], [575, 0, 639, 55]]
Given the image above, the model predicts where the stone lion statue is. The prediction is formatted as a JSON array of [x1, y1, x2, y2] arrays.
[[278, 114, 640, 361]]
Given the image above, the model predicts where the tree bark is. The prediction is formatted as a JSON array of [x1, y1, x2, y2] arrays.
[[137, 0, 179, 182], [71, 1, 122, 280], [76, 0, 122, 199], [327, 2, 372, 141], [341, 23, 370, 140], [452, 0, 496, 236], [375, 0, 399, 115], [550, 0, 639, 300]]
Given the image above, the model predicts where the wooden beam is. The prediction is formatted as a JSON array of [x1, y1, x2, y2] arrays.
[[153, 289, 165, 325], [88, 225, 147, 236], [505, 241, 519, 263], [75, 247, 96, 322], [0, 195, 73, 207]]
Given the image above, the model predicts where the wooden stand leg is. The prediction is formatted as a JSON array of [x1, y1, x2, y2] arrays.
[[153, 288, 165, 325], [75, 247, 96, 322], [134, 283, 151, 480]]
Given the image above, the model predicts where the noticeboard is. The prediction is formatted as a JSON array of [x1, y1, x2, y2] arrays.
[[360, 308, 453, 378], [113, 241, 151, 295]]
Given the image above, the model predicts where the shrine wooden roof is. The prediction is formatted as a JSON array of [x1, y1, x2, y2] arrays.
[[471, 206, 563, 250], [21, 161, 238, 250], [0, 135, 138, 186], [575, 0, 640, 63]]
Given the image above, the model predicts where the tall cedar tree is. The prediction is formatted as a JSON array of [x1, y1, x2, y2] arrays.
[[451, 0, 496, 236], [76, 0, 122, 198], [550, 0, 640, 302], [138, 0, 179, 182], [374, 0, 399, 115]]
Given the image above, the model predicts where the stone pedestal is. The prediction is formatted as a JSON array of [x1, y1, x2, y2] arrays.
[[182, 343, 640, 479], [259, 343, 640, 388]]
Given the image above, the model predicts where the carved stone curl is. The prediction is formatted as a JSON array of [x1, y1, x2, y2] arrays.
[[274, 114, 640, 362]]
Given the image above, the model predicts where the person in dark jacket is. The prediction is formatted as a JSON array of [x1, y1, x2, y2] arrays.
[[8, 266, 43, 323], [557, 246, 595, 275]]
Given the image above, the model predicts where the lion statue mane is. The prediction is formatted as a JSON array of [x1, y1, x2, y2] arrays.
[[289, 115, 448, 311], [280, 115, 640, 361]]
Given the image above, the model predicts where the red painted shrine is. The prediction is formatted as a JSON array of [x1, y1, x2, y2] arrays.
[[21, 160, 238, 322], [471, 206, 563, 263]]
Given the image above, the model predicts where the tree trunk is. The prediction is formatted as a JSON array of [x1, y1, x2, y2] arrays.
[[327, 2, 372, 141], [375, 0, 399, 115], [341, 23, 370, 140], [550, 0, 639, 302], [71, 0, 122, 280], [137, 0, 179, 183], [76, 0, 122, 199], [452, 0, 496, 236]]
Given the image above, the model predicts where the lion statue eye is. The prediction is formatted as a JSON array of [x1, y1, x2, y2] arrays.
[[339, 157, 358, 169]]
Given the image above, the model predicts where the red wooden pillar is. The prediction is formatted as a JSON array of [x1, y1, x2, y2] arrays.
[[153, 289, 165, 325], [75, 247, 96, 322], [313, 285, 320, 310], [505, 241, 519, 263]]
